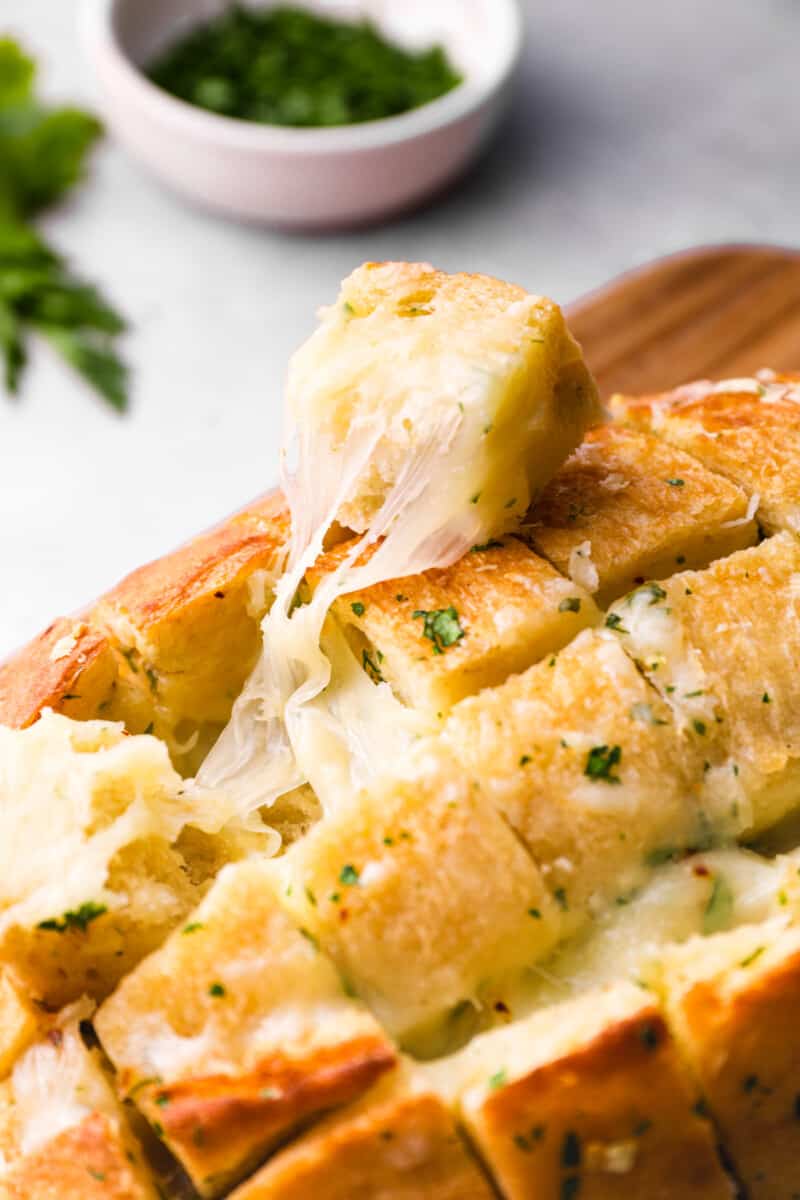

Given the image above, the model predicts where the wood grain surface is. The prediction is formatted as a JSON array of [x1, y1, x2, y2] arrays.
[[567, 243, 800, 398]]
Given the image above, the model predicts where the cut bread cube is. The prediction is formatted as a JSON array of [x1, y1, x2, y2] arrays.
[[0, 1008, 158, 1199], [441, 629, 708, 924], [312, 535, 599, 716], [609, 374, 800, 535], [527, 424, 757, 606], [287, 261, 601, 539], [605, 534, 800, 837], [282, 764, 561, 1051], [443, 982, 731, 1200], [0, 713, 242, 1012], [656, 919, 800, 1200], [0, 617, 119, 731], [93, 494, 290, 773], [228, 1063, 495, 1200], [95, 859, 396, 1197]]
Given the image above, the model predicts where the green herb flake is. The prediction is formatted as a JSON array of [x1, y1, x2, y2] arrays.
[[528, 907, 542, 919], [645, 845, 678, 867], [472, 539, 504, 553], [413, 606, 465, 655], [339, 864, 360, 887], [629, 582, 667, 606], [703, 874, 734, 935], [154, 1094, 171, 1108], [351, 601, 365, 617], [667, 478, 685, 487], [519, 754, 532, 766], [605, 612, 628, 633], [37, 901, 107, 933], [584, 744, 622, 784], [208, 982, 226, 998], [182, 922, 204, 935], [763, 692, 771, 704], [739, 946, 765, 968], [87, 1169, 106, 1181], [362, 648, 384, 684], [299, 927, 319, 950], [692, 719, 707, 736], [488, 1069, 507, 1090], [559, 597, 581, 614]]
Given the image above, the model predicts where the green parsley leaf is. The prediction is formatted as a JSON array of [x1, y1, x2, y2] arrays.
[[605, 612, 628, 633], [208, 981, 226, 997], [350, 601, 365, 617], [584, 744, 622, 783], [413, 606, 465, 655], [339, 864, 360, 886], [558, 597, 581, 614], [666, 478, 685, 487], [0, 40, 128, 408], [37, 901, 107, 933]]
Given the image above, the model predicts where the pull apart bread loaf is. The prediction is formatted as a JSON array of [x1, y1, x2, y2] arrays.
[[2, 265, 800, 1199]]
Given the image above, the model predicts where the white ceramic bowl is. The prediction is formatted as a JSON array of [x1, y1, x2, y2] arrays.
[[81, 0, 522, 229]]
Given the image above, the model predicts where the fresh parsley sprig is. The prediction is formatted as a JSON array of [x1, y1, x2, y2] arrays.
[[0, 38, 128, 410]]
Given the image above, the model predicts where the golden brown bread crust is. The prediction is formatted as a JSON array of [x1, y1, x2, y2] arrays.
[[609, 374, 800, 534], [0, 1112, 158, 1200], [312, 534, 598, 715], [229, 1082, 496, 1200], [0, 617, 117, 730], [528, 424, 757, 605], [669, 937, 800, 1200], [136, 1038, 396, 1196], [465, 1006, 731, 1200]]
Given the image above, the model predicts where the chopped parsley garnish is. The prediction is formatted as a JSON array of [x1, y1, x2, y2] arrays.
[[692, 719, 707, 736], [154, 1094, 171, 1108], [559, 597, 581, 614], [413, 606, 465, 655], [147, 6, 462, 127], [182, 922, 204, 934], [472, 539, 504, 553], [646, 845, 679, 867], [339, 864, 360, 886], [666, 478, 685, 487], [208, 982, 226, 997], [703, 874, 734, 935], [395, 593, 408, 602], [299, 927, 319, 950], [739, 946, 765, 968], [605, 612, 628, 633], [362, 648, 384, 683], [763, 692, 771, 704], [528, 907, 542, 919], [488, 1069, 507, 1090], [350, 601, 365, 617], [629, 581, 667, 605], [584, 744, 622, 783], [38, 901, 107, 933], [519, 754, 532, 766]]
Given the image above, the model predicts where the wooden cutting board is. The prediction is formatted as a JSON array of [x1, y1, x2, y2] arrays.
[[566, 243, 800, 398]]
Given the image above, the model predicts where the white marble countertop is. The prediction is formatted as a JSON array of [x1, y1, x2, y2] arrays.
[[2, 0, 799, 657]]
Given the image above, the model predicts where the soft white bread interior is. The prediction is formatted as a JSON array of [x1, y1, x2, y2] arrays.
[[0, 1006, 158, 1199], [286, 261, 602, 539], [95, 859, 396, 1197], [0, 712, 252, 1017], [436, 981, 732, 1200], [527, 423, 757, 606], [609, 372, 800, 535], [605, 533, 800, 837]]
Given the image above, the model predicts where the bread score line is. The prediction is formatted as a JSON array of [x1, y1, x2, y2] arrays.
[[1, 264, 800, 1197]]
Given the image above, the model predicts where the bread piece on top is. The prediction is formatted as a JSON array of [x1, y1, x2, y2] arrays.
[[93, 494, 290, 773], [228, 1064, 495, 1200], [656, 920, 800, 1200], [441, 629, 708, 925], [605, 534, 800, 837], [609, 373, 800, 535], [282, 764, 560, 1052], [527, 424, 757, 606], [0, 1011, 158, 1199], [287, 262, 601, 538], [312, 535, 599, 716], [447, 982, 732, 1200], [95, 859, 395, 1197]]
